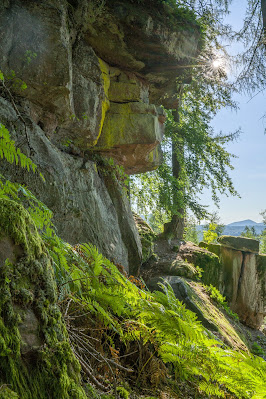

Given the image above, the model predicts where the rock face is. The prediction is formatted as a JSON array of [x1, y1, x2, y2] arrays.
[[201, 237, 266, 329], [0, 0, 201, 273], [143, 238, 265, 329], [217, 235, 260, 253]]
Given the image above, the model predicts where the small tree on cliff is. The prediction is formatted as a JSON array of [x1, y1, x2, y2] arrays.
[[131, 1, 241, 237], [131, 65, 240, 236]]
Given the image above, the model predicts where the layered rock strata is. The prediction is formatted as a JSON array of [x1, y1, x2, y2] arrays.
[[0, 0, 201, 273]]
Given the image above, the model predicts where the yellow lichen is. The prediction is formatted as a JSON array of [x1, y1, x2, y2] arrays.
[[95, 58, 111, 146]]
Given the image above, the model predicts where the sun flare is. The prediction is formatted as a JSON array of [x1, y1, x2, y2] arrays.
[[212, 59, 223, 69]]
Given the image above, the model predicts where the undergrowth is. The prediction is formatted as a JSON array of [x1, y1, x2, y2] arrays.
[[0, 119, 266, 398], [205, 284, 240, 322], [47, 236, 266, 398]]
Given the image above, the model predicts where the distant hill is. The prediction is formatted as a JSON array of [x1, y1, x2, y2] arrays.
[[227, 219, 264, 227], [196, 219, 265, 241]]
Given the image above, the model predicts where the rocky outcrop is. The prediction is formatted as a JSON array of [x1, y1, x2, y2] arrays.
[[146, 275, 249, 351], [143, 237, 265, 330], [0, 97, 141, 274], [200, 236, 266, 329], [0, 198, 87, 398], [0, 0, 201, 273], [217, 235, 260, 253]]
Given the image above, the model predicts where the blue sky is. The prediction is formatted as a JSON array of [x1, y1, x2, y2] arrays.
[[199, 0, 266, 224]]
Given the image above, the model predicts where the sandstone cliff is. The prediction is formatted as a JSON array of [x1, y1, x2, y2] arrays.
[[0, 0, 201, 274]]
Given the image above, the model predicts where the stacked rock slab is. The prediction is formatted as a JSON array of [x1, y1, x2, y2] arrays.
[[0, 0, 201, 274], [202, 236, 266, 329]]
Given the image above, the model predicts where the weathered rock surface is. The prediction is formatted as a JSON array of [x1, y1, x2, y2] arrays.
[[134, 214, 156, 264], [141, 239, 201, 282], [219, 247, 265, 328], [201, 238, 266, 329], [217, 235, 260, 253], [143, 237, 265, 330], [95, 102, 165, 174], [0, 97, 141, 274], [0, 0, 200, 170], [0, 0, 201, 272]]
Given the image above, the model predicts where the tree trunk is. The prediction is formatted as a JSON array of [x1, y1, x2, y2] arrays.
[[163, 88, 185, 240]]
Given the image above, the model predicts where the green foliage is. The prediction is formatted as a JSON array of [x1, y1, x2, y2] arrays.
[[46, 227, 266, 398], [203, 222, 218, 244], [205, 284, 239, 321], [1, 181, 266, 397], [24, 50, 37, 65], [259, 229, 266, 254], [92, 154, 129, 193], [0, 123, 37, 173], [251, 342, 265, 357], [2, 69, 27, 91], [241, 226, 259, 239], [116, 386, 130, 399], [184, 216, 199, 244], [131, 71, 240, 224]]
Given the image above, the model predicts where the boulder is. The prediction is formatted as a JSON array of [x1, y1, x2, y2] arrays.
[[217, 235, 260, 253], [205, 241, 266, 329], [178, 242, 221, 288], [134, 214, 156, 264], [146, 276, 248, 350]]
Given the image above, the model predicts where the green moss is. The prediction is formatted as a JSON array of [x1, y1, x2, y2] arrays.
[[0, 387, 19, 398], [134, 214, 156, 263], [251, 342, 265, 357], [0, 198, 44, 261], [0, 200, 87, 398], [117, 386, 130, 399], [192, 249, 221, 288], [96, 104, 129, 149], [187, 281, 248, 351]]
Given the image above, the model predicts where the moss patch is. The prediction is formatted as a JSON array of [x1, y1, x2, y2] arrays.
[[191, 249, 221, 288], [0, 199, 87, 398], [0, 198, 44, 261], [187, 281, 248, 351], [134, 214, 156, 263]]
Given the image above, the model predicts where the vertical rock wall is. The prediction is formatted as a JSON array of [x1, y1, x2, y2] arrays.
[[0, 0, 201, 274], [201, 236, 266, 328]]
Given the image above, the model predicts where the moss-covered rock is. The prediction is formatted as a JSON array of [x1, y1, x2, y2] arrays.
[[146, 276, 248, 351], [0, 198, 44, 261], [179, 242, 221, 288], [134, 214, 156, 263], [0, 199, 87, 398], [217, 235, 260, 253]]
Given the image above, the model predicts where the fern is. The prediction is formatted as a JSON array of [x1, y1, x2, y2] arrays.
[[1, 106, 265, 397], [0, 123, 37, 173]]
